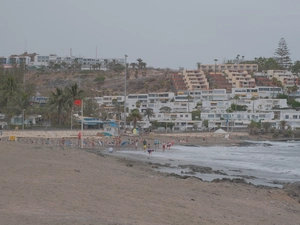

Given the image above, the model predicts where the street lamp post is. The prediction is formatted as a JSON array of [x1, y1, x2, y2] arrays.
[[214, 59, 218, 75], [22, 109, 25, 130], [124, 54, 128, 131]]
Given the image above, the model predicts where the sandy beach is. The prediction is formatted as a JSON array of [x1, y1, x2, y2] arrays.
[[0, 130, 300, 225], [1, 129, 250, 147]]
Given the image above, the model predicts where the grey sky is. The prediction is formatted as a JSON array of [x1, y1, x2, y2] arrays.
[[1, 0, 299, 69]]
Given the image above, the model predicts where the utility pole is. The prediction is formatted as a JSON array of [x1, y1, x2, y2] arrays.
[[23, 61, 25, 83], [22, 109, 25, 130], [124, 54, 128, 130], [214, 59, 218, 74]]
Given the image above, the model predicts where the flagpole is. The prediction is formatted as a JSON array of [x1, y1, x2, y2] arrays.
[[81, 99, 83, 148]]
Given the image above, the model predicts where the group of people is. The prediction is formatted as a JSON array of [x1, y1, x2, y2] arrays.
[[140, 139, 174, 157]]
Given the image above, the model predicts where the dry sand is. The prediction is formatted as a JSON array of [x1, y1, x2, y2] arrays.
[[0, 138, 300, 225]]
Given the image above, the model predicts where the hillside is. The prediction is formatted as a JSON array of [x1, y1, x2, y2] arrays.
[[26, 68, 175, 97]]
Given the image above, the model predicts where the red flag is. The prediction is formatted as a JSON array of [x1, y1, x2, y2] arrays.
[[74, 99, 82, 106]]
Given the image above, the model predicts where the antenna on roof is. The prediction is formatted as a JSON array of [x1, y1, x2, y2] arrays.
[[96, 45, 97, 59], [25, 38, 27, 53], [70, 48, 72, 57]]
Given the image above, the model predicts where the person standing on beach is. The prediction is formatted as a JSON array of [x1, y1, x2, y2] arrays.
[[135, 140, 138, 150], [147, 143, 154, 157], [78, 131, 81, 147], [154, 139, 158, 150], [143, 139, 147, 152]]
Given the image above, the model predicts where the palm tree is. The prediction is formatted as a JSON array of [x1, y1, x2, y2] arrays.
[[104, 59, 108, 70], [279, 120, 287, 130], [197, 62, 202, 70], [261, 121, 271, 133], [187, 94, 192, 113], [127, 109, 142, 129], [136, 58, 143, 69], [286, 84, 298, 100], [141, 62, 147, 69], [247, 120, 259, 134], [47, 87, 65, 125], [48, 61, 55, 71], [144, 108, 155, 122], [130, 62, 137, 69], [135, 101, 141, 108], [159, 106, 172, 113], [65, 83, 84, 129], [271, 77, 278, 99], [96, 62, 102, 70], [0, 75, 20, 106]]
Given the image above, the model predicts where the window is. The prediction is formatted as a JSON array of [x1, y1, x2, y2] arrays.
[[293, 115, 298, 119], [285, 115, 289, 119]]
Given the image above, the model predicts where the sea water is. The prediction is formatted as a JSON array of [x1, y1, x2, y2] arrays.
[[118, 141, 300, 188]]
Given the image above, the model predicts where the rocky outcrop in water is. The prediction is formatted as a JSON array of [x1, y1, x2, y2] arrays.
[[283, 182, 300, 203], [179, 164, 228, 175]]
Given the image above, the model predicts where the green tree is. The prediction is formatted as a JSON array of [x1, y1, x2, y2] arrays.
[[254, 57, 282, 71], [65, 83, 84, 129], [191, 110, 201, 120], [159, 106, 172, 113], [274, 38, 292, 69], [135, 101, 141, 108], [127, 109, 143, 128], [261, 122, 271, 132], [47, 88, 65, 125], [291, 60, 300, 74], [247, 120, 259, 134], [94, 75, 105, 84], [279, 120, 287, 130], [286, 84, 298, 100], [144, 108, 155, 121], [196, 62, 201, 70], [202, 119, 208, 128], [136, 58, 143, 69], [130, 62, 137, 69], [83, 98, 100, 117], [0, 75, 20, 106]]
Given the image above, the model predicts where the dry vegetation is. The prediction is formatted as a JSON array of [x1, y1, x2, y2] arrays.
[[26, 68, 174, 97]]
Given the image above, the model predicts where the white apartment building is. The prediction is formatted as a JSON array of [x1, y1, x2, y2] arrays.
[[201, 111, 275, 129], [231, 86, 284, 99], [201, 100, 230, 113], [231, 87, 259, 99], [177, 89, 228, 102], [200, 98, 288, 113], [257, 86, 283, 98], [31, 54, 125, 69], [148, 92, 175, 103], [279, 110, 300, 130], [94, 96, 124, 107]]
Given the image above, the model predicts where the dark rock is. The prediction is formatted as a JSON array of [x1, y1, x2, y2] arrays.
[[283, 182, 300, 200], [167, 173, 203, 181], [212, 178, 249, 185], [179, 164, 228, 175], [181, 171, 196, 175]]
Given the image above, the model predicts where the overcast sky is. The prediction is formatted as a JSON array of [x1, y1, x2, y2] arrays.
[[1, 0, 299, 69]]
